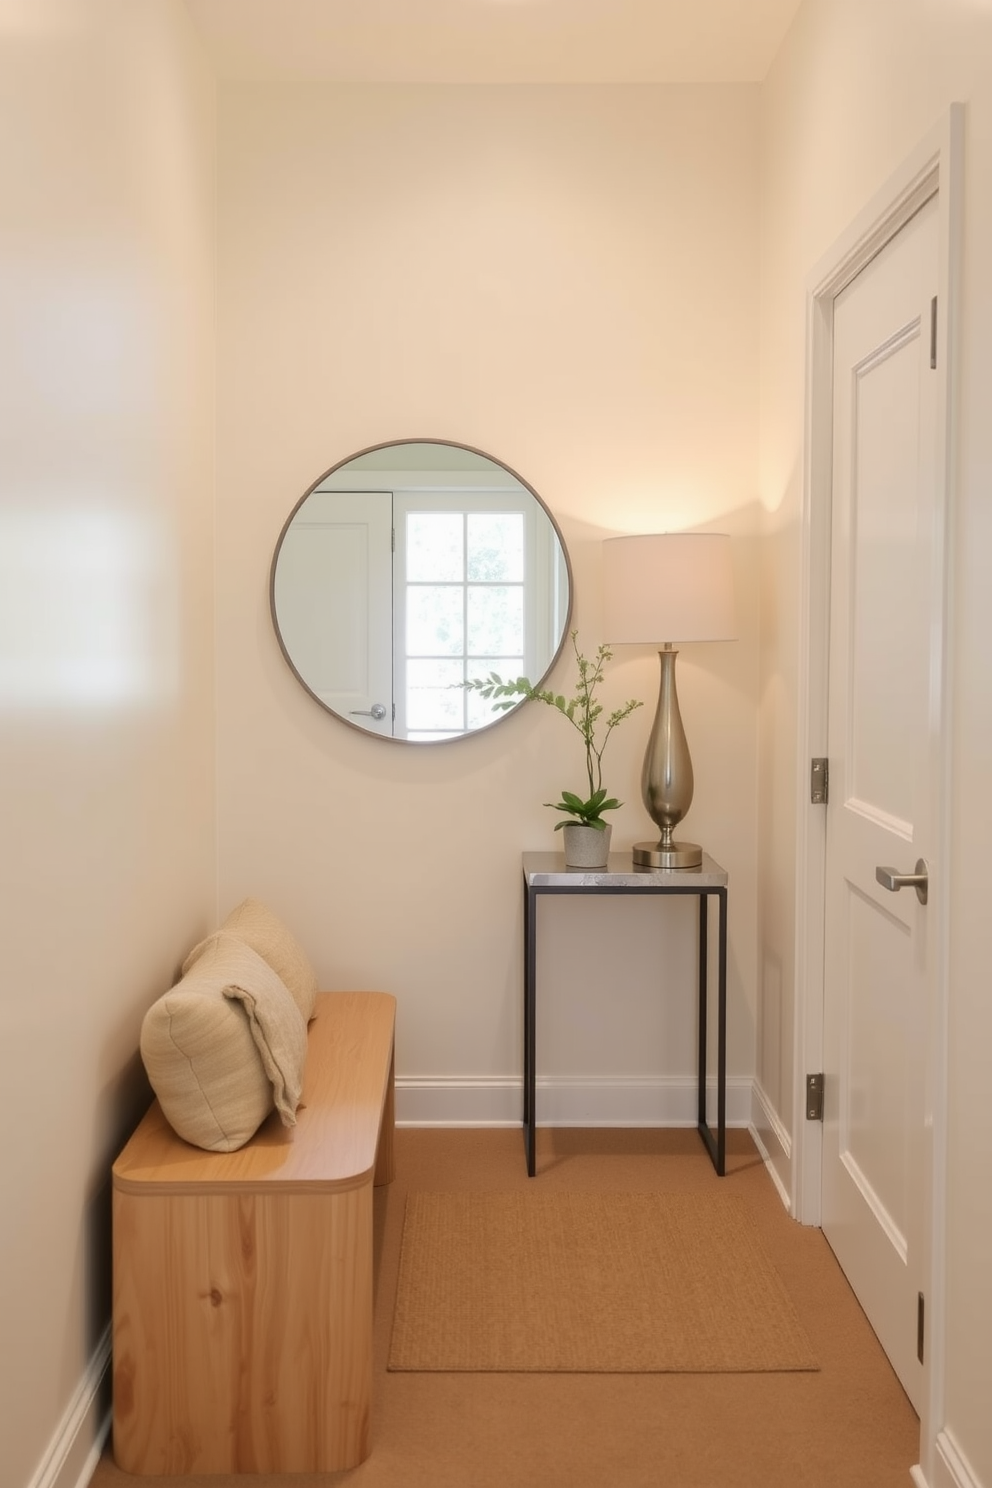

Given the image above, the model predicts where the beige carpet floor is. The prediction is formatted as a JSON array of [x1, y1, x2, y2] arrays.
[[90, 1126, 920, 1488], [389, 1190, 817, 1373]]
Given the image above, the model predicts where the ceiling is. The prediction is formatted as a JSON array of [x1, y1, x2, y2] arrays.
[[184, 0, 804, 85]]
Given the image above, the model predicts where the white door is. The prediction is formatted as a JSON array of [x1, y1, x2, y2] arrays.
[[822, 191, 940, 1411], [272, 491, 393, 733]]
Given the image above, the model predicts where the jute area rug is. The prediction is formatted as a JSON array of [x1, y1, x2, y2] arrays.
[[389, 1190, 818, 1374]]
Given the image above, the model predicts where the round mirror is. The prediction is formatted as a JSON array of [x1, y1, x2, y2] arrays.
[[270, 439, 572, 742]]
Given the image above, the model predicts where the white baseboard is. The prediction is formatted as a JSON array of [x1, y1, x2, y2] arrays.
[[396, 1076, 521, 1126], [932, 1429, 985, 1488], [26, 1326, 112, 1488], [396, 1074, 754, 1128], [750, 1079, 793, 1213], [746, 1119, 793, 1214]]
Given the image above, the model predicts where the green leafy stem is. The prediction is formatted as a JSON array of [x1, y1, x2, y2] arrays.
[[462, 632, 643, 828]]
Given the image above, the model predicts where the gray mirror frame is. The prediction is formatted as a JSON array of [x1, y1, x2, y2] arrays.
[[269, 437, 574, 744]]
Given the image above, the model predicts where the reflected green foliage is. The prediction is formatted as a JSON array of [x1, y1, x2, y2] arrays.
[[466, 512, 524, 582]]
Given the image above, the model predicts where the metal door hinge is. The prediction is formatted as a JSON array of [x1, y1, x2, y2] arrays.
[[930, 296, 938, 370], [918, 1292, 925, 1364], [806, 1073, 824, 1121], [810, 758, 829, 805]]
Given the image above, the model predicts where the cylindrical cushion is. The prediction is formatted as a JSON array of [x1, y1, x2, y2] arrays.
[[141, 934, 307, 1152]]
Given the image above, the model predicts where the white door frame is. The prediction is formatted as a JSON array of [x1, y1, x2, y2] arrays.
[[792, 107, 961, 1477]]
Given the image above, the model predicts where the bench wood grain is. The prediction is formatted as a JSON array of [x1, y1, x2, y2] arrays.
[[112, 990, 396, 1475]]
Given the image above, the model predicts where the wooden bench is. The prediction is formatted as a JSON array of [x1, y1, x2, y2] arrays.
[[111, 990, 396, 1475]]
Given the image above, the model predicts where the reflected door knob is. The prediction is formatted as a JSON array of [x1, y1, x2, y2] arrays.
[[350, 703, 387, 721], [875, 858, 929, 906]]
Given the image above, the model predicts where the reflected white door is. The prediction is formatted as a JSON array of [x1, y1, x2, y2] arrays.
[[822, 192, 940, 1411], [272, 491, 393, 733]]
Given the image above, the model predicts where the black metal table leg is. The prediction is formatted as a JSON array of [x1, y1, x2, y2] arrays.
[[523, 882, 537, 1176], [716, 886, 728, 1176], [695, 890, 727, 1176], [697, 894, 708, 1134]]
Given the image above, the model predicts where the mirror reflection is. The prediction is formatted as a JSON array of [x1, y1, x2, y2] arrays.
[[270, 440, 571, 742]]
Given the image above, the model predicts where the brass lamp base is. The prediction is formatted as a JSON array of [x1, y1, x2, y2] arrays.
[[633, 839, 703, 870]]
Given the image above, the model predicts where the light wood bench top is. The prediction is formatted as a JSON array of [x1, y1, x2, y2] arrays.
[[113, 991, 396, 1197]]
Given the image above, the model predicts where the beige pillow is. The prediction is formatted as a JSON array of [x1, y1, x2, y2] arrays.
[[141, 934, 307, 1152], [183, 897, 318, 1023]]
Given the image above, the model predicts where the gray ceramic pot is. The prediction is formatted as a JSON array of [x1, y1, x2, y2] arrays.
[[560, 822, 612, 869]]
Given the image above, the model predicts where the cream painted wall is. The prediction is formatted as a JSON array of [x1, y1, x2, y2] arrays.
[[0, 4, 216, 1484], [758, 1, 992, 1482], [215, 82, 761, 1127]]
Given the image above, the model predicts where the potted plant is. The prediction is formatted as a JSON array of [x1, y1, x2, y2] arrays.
[[464, 632, 642, 867]]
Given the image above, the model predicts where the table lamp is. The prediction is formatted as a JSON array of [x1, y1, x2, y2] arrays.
[[602, 532, 736, 869]]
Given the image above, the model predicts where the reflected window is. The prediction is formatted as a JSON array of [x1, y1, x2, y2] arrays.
[[400, 508, 526, 740]]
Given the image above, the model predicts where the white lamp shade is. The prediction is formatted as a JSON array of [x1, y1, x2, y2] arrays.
[[602, 533, 737, 644]]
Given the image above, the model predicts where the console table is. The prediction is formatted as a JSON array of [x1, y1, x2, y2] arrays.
[[522, 851, 729, 1177]]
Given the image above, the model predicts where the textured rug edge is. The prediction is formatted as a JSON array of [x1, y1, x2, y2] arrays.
[[388, 1191, 819, 1375]]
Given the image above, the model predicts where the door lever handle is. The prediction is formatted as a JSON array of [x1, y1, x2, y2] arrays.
[[350, 703, 387, 721], [875, 859, 929, 906]]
